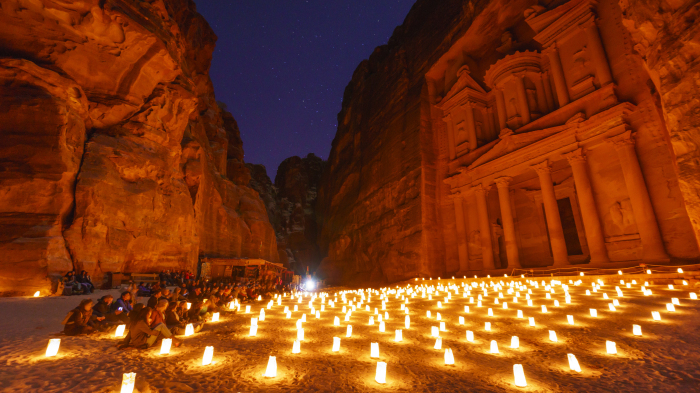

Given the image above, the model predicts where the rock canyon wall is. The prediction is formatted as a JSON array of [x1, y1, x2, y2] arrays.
[[317, 0, 700, 285], [247, 154, 326, 275], [0, 0, 277, 295]]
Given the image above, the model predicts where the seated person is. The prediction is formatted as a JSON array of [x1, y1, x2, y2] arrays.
[[64, 299, 103, 336], [147, 289, 163, 309], [63, 271, 84, 295], [112, 291, 134, 316], [137, 282, 151, 297], [95, 295, 130, 324], [125, 307, 182, 349], [77, 270, 95, 293]]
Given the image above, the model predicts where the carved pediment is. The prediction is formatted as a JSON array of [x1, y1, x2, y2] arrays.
[[468, 126, 568, 169], [438, 65, 486, 109]]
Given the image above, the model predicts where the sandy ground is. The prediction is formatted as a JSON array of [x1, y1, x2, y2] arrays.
[[0, 277, 699, 393]]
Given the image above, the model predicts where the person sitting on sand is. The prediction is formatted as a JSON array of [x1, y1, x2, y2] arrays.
[[137, 282, 151, 297], [165, 301, 186, 335], [126, 307, 182, 349], [93, 295, 129, 325], [64, 299, 103, 336], [147, 289, 162, 309], [112, 291, 134, 316], [63, 271, 84, 295], [77, 270, 95, 293]]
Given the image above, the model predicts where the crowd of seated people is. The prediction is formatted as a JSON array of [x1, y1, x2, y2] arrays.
[[61, 275, 300, 350], [63, 270, 96, 295]]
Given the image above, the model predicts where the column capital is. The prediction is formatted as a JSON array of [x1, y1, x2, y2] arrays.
[[472, 183, 492, 195], [442, 113, 452, 122], [532, 160, 552, 175], [564, 148, 587, 164], [494, 176, 513, 188], [608, 130, 635, 150], [447, 191, 464, 200], [543, 41, 559, 55]]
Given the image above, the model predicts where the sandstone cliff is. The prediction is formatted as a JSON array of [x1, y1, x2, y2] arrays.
[[0, 0, 277, 295], [247, 154, 325, 275]]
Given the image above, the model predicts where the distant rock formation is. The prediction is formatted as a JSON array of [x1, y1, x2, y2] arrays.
[[0, 0, 277, 295], [247, 154, 325, 275]]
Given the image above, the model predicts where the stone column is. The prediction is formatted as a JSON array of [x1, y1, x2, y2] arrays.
[[494, 88, 507, 131], [452, 193, 469, 272], [565, 149, 610, 263], [545, 44, 570, 107], [514, 73, 531, 125], [463, 102, 478, 151], [533, 161, 569, 266], [486, 106, 496, 141], [495, 177, 521, 268], [533, 73, 549, 115], [542, 71, 555, 112], [443, 114, 456, 160], [584, 21, 613, 87], [474, 183, 495, 270], [610, 131, 669, 261]]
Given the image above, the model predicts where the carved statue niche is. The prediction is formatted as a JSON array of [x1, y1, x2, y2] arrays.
[[570, 46, 596, 99], [468, 230, 482, 257], [456, 124, 468, 146]]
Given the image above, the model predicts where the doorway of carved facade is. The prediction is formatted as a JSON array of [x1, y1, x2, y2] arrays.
[[541, 197, 584, 257]]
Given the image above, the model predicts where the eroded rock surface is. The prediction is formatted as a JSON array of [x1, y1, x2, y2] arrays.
[[0, 0, 277, 295], [247, 154, 325, 275]]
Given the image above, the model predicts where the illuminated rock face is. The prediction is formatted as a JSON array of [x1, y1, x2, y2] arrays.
[[0, 0, 277, 295], [247, 154, 326, 274], [318, 0, 700, 285]]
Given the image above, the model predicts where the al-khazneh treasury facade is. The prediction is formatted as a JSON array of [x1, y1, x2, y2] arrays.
[[430, 0, 699, 273]]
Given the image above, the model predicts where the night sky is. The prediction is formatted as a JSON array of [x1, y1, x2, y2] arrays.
[[194, 0, 416, 180]]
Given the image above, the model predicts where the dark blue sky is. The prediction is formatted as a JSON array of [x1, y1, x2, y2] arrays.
[[194, 0, 416, 180]]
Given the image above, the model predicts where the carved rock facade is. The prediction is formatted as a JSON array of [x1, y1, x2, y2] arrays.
[[318, 0, 700, 284], [0, 0, 277, 295]]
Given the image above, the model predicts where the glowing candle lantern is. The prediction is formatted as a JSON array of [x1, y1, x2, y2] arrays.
[[437, 301, 442, 308], [567, 353, 581, 372], [488, 308, 493, 317], [541, 305, 547, 313], [549, 330, 557, 342], [603, 293, 609, 300], [586, 290, 591, 296], [633, 324, 642, 336], [45, 338, 60, 357], [212, 312, 220, 322], [369, 316, 375, 325], [567, 315, 574, 325], [666, 303, 676, 312], [465, 306, 470, 313], [467, 330, 474, 342], [347, 325, 352, 337], [257, 295, 262, 301], [297, 328, 304, 341], [527, 300, 533, 307], [184, 323, 195, 337], [249, 324, 258, 336], [245, 305, 251, 314], [286, 311, 292, 319], [678, 268, 684, 273], [186, 302, 192, 310], [546, 293, 551, 299], [503, 302, 508, 309], [362, 342, 378, 360], [513, 364, 527, 387], [332, 337, 341, 352], [115, 324, 126, 338], [294, 305, 299, 312], [375, 362, 387, 384], [485, 322, 491, 331], [652, 311, 661, 321], [431, 326, 439, 337], [33, 291, 40, 297], [264, 356, 277, 378], [440, 321, 446, 332], [517, 310, 523, 319], [511, 336, 519, 348], [606, 341, 617, 354], [609, 304, 616, 312], [375, 308, 379, 315], [160, 338, 172, 355], [529, 317, 535, 327], [590, 309, 597, 317], [444, 348, 455, 365], [613, 299, 620, 306], [434, 338, 442, 349], [426, 310, 431, 318], [202, 346, 214, 366], [379, 321, 385, 332], [691, 293, 698, 300], [669, 284, 674, 290], [292, 340, 301, 353], [120, 373, 136, 393], [672, 298, 680, 305], [405, 315, 410, 329], [459, 316, 465, 325]]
